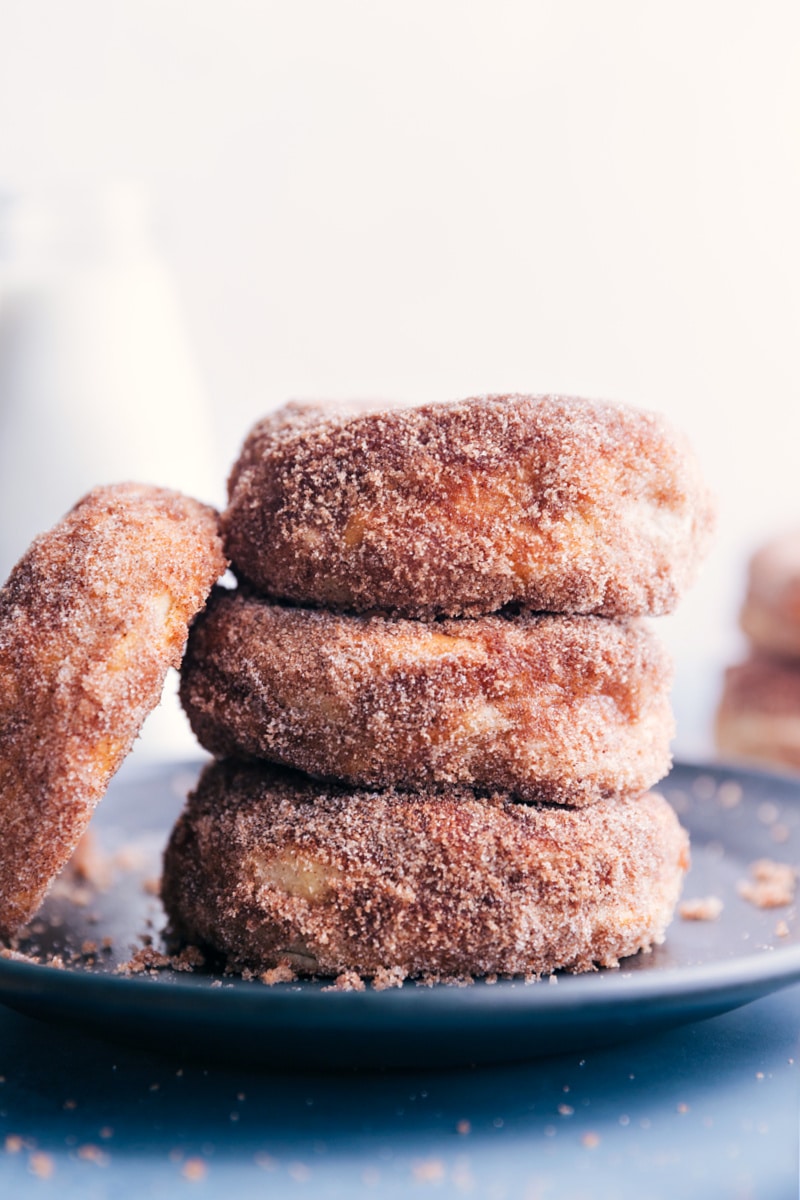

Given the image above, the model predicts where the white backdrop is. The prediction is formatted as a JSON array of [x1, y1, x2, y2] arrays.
[[1, 1, 798, 756]]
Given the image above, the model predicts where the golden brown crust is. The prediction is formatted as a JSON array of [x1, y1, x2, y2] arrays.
[[223, 395, 715, 618], [0, 484, 227, 938], [741, 531, 800, 659], [716, 654, 800, 771], [161, 760, 690, 979], [180, 590, 674, 805]]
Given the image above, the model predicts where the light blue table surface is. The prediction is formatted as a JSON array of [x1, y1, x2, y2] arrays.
[[0, 981, 797, 1199]]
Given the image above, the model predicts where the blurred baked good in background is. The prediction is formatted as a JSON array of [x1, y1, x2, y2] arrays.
[[717, 531, 800, 772]]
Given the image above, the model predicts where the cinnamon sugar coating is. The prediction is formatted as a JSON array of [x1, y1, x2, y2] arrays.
[[0, 484, 226, 938], [180, 589, 674, 805], [162, 761, 690, 979], [740, 531, 800, 659], [223, 396, 715, 618], [716, 655, 800, 772]]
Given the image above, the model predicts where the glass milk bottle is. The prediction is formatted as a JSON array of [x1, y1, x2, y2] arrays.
[[0, 183, 220, 758]]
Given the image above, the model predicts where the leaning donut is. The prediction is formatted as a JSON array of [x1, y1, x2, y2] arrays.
[[0, 484, 226, 938], [223, 395, 715, 618], [162, 760, 690, 980], [740, 531, 800, 659], [180, 588, 674, 806]]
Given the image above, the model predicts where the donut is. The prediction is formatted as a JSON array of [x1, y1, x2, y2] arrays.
[[716, 655, 800, 772], [223, 395, 715, 618], [161, 760, 690, 979], [740, 531, 800, 659], [180, 588, 674, 805], [0, 484, 226, 938]]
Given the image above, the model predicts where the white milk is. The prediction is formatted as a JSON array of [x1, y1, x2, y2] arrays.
[[0, 184, 221, 758]]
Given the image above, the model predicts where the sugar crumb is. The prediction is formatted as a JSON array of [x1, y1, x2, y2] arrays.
[[260, 962, 296, 986], [181, 1157, 208, 1182], [171, 946, 205, 972], [77, 1144, 110, 1166], [679, 896, 724, 921], [717, 782, 743, 809], [29, 1151, 55, 1179], [0, 948, 40, 965], [323, 971, 365, 992], [372, 966, 406, 991], [64, 830, 114, 891], [738, 860, 796, 909], [115, 944, 205, 976], [115, 947, 171, 976], [412, 1159, 445, 1182]]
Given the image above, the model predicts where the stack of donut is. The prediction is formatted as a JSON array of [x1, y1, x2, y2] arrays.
[[717, 532, 800, 772], [166, 394, 714, 982]]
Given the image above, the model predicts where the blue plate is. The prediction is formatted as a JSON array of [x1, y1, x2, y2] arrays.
[[0, 759, 798, 1069]]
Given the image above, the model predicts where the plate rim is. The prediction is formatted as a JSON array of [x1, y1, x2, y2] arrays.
[[2, 935, 800, 1011]]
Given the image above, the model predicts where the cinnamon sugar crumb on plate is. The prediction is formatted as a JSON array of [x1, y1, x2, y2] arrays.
[[323, 971, 366, 992], [181, 1158, 208, 1182], [372, 966, 407, 991], [77, 1144, 110, 1167], [259, 962, 297, 986], [738, 860, 797, 909], [116, 945, 205, 976], [679, 896, 724, 921], [28, 1151, 55, 1179], [411, 1159, 445, 1183], [116, 947, 171, 975], [171, 946, 205, 972], [0, 948, 40, 965], [64, 830, 114, 891]]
